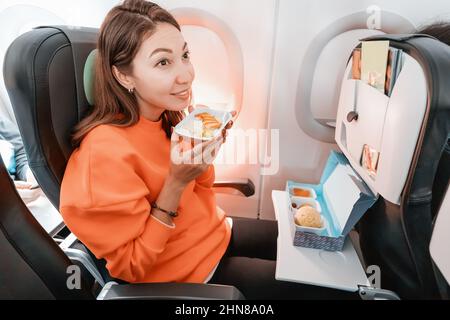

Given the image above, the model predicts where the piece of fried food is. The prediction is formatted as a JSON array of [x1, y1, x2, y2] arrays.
[[194, 112, 222, 137]]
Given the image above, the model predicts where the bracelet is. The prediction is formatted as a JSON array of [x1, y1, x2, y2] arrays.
[[151, 202, 178, 218]]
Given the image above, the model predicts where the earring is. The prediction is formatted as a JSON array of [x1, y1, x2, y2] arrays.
[[128, 87, 134, 94]]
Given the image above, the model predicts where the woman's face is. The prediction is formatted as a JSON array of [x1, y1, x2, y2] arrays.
[[126, 23, 195, 117]]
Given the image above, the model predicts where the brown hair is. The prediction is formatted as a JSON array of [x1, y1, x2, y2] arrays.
[[72, 0, 185, 147], [418, 21, 450, 46]]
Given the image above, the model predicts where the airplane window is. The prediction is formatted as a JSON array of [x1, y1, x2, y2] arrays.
[[310, 29, 383, 128], [181, 25, 234, 110], [171, 7, 244, 116]]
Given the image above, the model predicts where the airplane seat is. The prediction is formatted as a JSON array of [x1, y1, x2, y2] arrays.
[[0, 155, 95, 299], [432, 138, 450, 221], [348, 34, 450, 299], [3, 25, 123, 285], [77, 240, 132, 286], [4, 26, 91, 210], [3, 25, 244, 300]]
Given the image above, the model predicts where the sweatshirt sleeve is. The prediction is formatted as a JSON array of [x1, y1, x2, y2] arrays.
[[195, 164, 215, 188], [60, 133, 175, 283]]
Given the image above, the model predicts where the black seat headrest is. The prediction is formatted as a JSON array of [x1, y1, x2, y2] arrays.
[[3, 26, 98, 209]]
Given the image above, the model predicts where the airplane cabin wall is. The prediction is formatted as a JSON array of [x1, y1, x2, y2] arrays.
[[1, 0, 450, 220]]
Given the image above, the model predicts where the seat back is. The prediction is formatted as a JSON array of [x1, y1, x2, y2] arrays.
[[3, 26, 98, 209], [0, 155, 94, 299], [3, 25, 127, 286], [352, 35, 450, 299]]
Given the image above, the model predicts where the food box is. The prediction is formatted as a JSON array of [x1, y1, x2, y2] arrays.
[[286, 151, 378, 251]]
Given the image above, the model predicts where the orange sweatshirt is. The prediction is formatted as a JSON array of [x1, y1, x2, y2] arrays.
[[60, 115, 231, 283]]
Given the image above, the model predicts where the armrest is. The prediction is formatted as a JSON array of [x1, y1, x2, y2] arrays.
[[212, 179, 255, 197], [97, 282, 245, 300]]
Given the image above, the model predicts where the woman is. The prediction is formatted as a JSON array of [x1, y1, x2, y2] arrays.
[[60, 0, 353, 299]]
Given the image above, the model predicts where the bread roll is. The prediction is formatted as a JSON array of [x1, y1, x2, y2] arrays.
[[294, 206, 323, 228]]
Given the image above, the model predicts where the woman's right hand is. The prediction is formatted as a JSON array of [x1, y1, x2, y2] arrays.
[[168, 131, 223, 188]]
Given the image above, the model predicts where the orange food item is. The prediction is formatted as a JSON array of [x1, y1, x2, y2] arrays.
[[292, 188, 311, 198], [195, 113, 222, 129]]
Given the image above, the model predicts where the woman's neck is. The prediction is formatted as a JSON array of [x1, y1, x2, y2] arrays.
[[137, 97, 165, 122], [140, 108, 164, 122]]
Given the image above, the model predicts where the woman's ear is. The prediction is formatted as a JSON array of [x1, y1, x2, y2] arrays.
[[112, 65, 135, 91]]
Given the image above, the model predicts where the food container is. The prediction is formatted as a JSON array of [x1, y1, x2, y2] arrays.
[[286, 151, 378, 251], [294, 215, 327, 236], [289, 196, 322, 214], [288, 186, 317, 199], [174, 108, 233, 141]]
